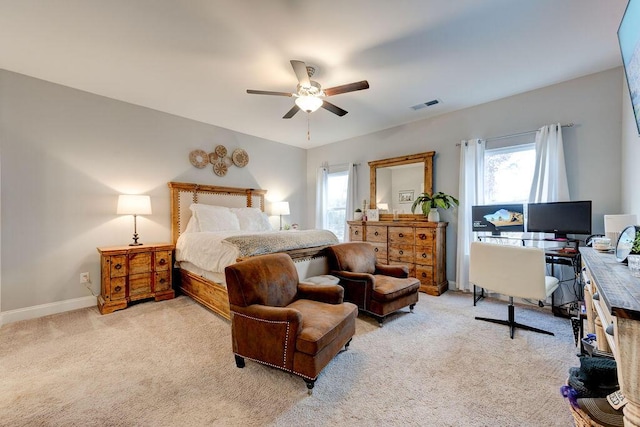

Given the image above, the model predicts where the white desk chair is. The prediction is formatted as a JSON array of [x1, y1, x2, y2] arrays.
[[469, 242, 560, 339]]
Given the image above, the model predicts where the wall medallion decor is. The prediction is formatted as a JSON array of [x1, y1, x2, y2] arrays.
[[189, 149, 209, 168], [232, 148, 249, 167], [189, 145, 249, 175]]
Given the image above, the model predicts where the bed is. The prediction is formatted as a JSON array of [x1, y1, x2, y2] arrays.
[[168, 182, 337, 319]]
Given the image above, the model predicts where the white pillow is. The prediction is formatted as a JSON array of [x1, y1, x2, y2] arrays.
[[189, 204, 240, 232], [183, 215, 199, 233], [231, 207, 273, 231]]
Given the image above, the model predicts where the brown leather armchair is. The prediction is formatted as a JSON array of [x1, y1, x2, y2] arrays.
[[326, 242, 420, 325], [225, 253, 358, 393]]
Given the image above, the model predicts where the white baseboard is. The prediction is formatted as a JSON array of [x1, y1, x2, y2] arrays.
[[0, 296, 97, 326]]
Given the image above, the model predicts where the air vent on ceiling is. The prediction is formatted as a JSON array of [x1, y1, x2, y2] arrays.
[[410, 99, 442, 111]]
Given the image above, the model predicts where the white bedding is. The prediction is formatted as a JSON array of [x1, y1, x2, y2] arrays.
[[176, 229, 337, 274], [176, 230, 256, 273]]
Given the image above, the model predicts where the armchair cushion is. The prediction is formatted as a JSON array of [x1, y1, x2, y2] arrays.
[[372, 275, 421, 302]]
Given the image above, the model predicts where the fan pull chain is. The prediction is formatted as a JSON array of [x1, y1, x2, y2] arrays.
[[307, 113, 311, 140]]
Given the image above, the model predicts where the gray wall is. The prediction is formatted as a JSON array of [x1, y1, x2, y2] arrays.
[[0, 70, 307, 312], [307, 67, 625, 285], [621, 77, 640, 214]]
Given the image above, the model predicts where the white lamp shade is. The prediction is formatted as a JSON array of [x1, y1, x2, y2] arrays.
[[271, 201, 290, 216], [295, 96, 323, 113], [604, 214, 637, 243], [117, 195, 152, 215], [377, 203, 389, 211]]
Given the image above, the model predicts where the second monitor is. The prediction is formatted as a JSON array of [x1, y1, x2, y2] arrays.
[[472, 204, 525, 236]]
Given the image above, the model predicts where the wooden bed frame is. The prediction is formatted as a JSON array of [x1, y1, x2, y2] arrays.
[[168, 182, 331, 320]]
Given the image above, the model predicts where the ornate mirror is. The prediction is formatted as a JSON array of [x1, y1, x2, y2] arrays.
[[368, 151, 435, 215]]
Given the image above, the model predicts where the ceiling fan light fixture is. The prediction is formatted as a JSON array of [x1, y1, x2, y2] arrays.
[[295, 95, 323, 113]]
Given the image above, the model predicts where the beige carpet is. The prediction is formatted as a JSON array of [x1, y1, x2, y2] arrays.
[[0, 292, 578, 426]]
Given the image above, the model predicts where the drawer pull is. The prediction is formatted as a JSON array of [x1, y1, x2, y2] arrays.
[[114, 263, 122, 270], [399, 233, 404, 238], [354, 231, 359, 235], [374, 231, 379, 236], [114, 286, 122, 292], [422, 253, 427, 258], [158, 258, 167, 265], [374, 247, 379, 252], [399, 250, 404, 255], [159, 278, 166, 284], [419, 234, 426, 240], [422, 272, 427, 278]]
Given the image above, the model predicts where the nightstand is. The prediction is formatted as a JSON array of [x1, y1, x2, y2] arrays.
[[97, 243, 175, 314]]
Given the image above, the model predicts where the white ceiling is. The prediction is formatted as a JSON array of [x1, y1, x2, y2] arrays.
[[0, 0, 629, 148]]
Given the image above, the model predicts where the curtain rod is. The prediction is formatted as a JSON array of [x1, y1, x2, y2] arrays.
[[324, 162, 360, 168], [456, 123, 574, 146]]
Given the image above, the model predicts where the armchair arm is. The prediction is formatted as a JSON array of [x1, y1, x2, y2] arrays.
[[229, 304, 302, 371], [329, 270, 375, 310], [375, 263, 409, 278], [297, 283, 344, 304]]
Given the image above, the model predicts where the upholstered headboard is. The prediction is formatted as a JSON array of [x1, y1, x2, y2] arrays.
[[167, 182, 267, 245]]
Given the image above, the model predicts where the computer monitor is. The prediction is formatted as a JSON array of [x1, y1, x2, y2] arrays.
[[472, 204, 525, 236], [527, 201, 592, 240]]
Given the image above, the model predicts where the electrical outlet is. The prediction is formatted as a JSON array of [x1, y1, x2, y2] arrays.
[[80, 272, 90, 283]]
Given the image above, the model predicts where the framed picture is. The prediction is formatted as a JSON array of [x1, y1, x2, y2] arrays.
[[398, 190, 414, 203], [618, 0, 640, 135], [366, 209, 379, 221]]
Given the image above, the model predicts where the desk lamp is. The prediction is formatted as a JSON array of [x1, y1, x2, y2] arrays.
[[117, 194, 152, 246]]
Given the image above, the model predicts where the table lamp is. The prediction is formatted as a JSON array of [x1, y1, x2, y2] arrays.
[[272, 201, 290, 231], [117, 194, 152, 246], [604, 214, 638, 246]]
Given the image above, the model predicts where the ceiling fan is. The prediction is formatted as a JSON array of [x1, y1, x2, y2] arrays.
[[247, 60, 369, 119]]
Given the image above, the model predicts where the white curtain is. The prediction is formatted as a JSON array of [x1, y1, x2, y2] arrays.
[[315, 166, 328, 229], [529, 124, 570, 203], [455, 139, 486, 291], [343, 163, 357, 241]]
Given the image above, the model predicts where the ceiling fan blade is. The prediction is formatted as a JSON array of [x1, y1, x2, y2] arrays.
[[290, 60, 311, 88], [282, 104, 300, 119], [321, 101, 348, 117], [247, 89, 293, 97], [323, 80, 370, 97]]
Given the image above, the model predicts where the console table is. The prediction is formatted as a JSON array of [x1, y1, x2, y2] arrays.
[[580, 247, 640, 426]]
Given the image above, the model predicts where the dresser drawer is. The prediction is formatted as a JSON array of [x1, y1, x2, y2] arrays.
[[370, 243, 388, 263], [129, 252, 152, 275], [155, 251, 172, 271], [389, 227, 414, 244], [366, 226, 387, 243], [415, 248, 434, 265], [389, 244, 414, 262], [415, 228, 435, 244], [350, 225, 364, 241], [416, 264, 434, 285]]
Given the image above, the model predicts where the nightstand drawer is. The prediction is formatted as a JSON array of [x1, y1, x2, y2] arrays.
[[155, 251, 172, 271], [129, 273, 152, 297], [109, 255, 128, 277], [129, 252, 152, 275], [109, 277, 126, 300], [155, 271, 171, 292]]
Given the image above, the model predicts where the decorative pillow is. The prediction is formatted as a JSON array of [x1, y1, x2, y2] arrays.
[[189, 204, 240, 232], [231, 207, 273, 231], [183, 215, 199, 233]]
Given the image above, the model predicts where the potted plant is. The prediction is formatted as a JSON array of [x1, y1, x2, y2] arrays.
[[354, 208, 364, 221], [628, 229, 640, 277], [411, 192, 459, 222]]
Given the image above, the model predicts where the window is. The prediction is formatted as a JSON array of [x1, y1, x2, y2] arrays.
[[484, 143, 535, 204], [325, 169, 349, 242]]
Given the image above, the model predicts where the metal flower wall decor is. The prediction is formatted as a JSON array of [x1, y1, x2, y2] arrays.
[[189, 145, 249, 176]]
